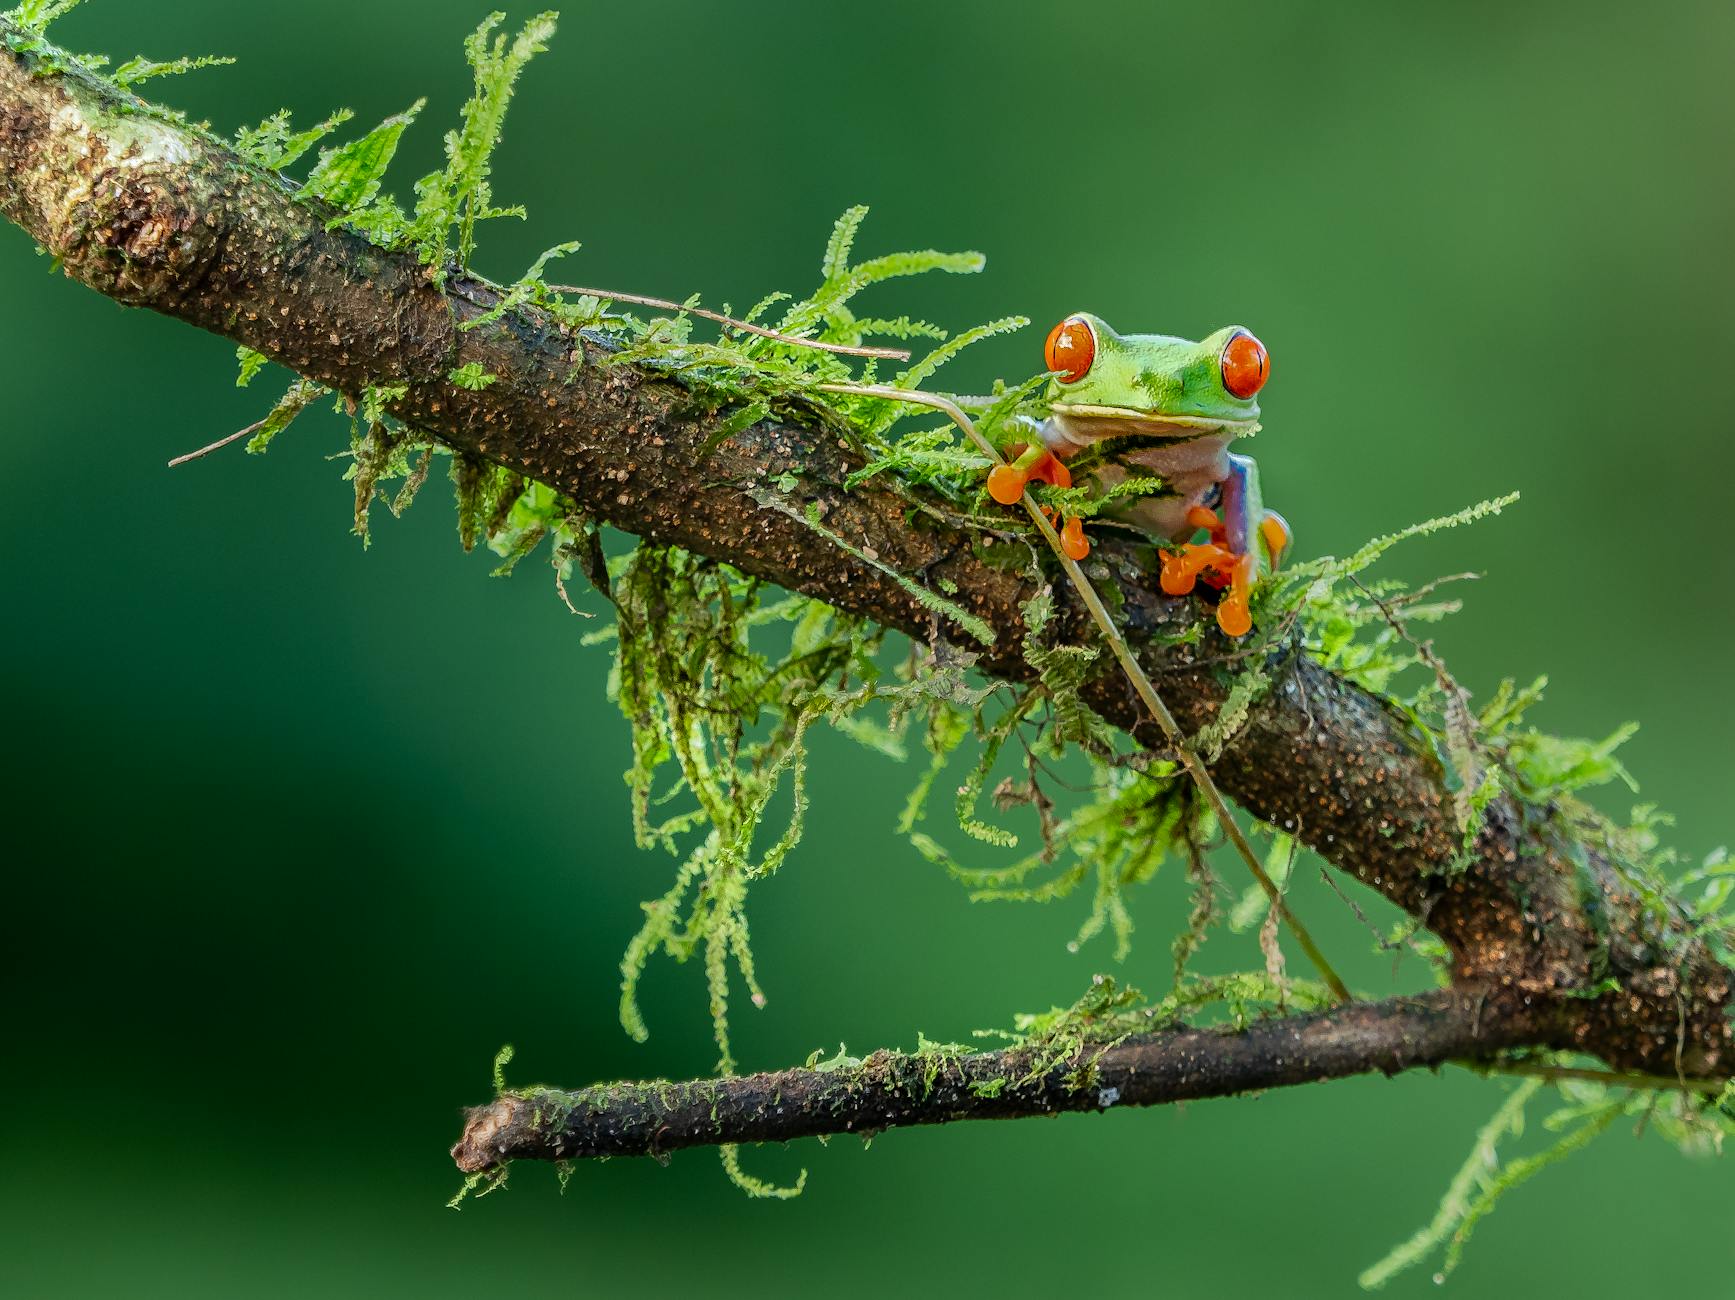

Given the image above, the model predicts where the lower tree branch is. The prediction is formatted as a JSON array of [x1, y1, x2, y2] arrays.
[[1, 20, 1729, 1173], [452, 991, 1547, 1170]]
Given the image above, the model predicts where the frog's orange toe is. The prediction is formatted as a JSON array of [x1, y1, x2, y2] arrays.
[[1060, 516, 1090, 561], [1216, 553, 1258, 637], [1217, 592, 1253, 638], [1161, 541, 1234, 597], [1160, 551, 1198, 596], [987, 464, 1027, 505], [1186, 505, 1223, 533], [1260, 511, 1292, 566]]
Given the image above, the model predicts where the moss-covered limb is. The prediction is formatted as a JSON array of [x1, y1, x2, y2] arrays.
[[451, 991, 1550, 1171], [0, 20, 1726, 1079]]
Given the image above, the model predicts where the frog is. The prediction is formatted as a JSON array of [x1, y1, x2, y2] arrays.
[[985, 312, 1289, 638]]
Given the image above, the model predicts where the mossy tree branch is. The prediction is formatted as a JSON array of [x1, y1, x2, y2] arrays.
[[1, 18, 1728, 1172], [451, 991, 1550, 1171]]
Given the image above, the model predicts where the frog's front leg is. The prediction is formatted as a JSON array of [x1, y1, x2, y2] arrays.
[[1158, 453, 1289, 637], [986, 422, 1092, 560], [986, 440, 1071, 504]]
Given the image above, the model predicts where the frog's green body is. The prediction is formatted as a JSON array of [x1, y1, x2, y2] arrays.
[[988, 313, 1287, 637]]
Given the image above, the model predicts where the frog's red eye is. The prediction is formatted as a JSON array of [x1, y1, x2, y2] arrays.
[[1045, 316, 1096, 383], [1220, 330, 1269, 400]]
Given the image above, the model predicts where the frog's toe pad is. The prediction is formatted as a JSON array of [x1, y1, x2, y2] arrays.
[[1217, 591, 1253, 638], [1160, 563, 1196, 596], [1260, 511, 1292, 567], [1060, 516, 1090, 561], [987, 464, 1028, 505]]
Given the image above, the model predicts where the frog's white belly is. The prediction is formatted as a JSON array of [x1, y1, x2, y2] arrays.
[[1039, 413, 1233, 542]]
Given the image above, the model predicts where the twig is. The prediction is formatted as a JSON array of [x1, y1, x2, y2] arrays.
[[167, 418, 266, 467], [453, 991, 1533, 1170], [1318, 862, 1427, 964], [548, 284, 912, 360]]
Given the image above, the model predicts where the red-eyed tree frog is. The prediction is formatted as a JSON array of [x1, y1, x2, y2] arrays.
[[986, 313, 1289, 638]]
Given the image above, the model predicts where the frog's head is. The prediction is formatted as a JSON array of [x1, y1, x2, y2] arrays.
[[1043, 313, 1268, 439]]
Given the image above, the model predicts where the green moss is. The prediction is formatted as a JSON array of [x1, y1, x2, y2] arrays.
[[234, 345, 269, 387], [235, 108, 353, 172], [719, 1144, 805, 1199], [447, 362, 497, 391], [445, 1165, 509, 1210], [301, 101, 424, 216]]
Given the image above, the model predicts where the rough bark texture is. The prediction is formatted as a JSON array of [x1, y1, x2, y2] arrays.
[[1, 22, 1727, 1169]]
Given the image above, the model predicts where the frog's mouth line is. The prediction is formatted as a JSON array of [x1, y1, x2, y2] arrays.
[[1050, 403, 1260, 438]]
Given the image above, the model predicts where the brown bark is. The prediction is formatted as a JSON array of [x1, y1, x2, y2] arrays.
[[0, 21, 1726, 1170]]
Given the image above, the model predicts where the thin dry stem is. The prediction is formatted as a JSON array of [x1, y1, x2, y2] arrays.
[[167, 418, 266, 467]]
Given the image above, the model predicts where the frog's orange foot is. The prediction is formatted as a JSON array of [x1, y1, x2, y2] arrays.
[[1159, 541, 1235, 596], [1161, 544, 1258, 637]]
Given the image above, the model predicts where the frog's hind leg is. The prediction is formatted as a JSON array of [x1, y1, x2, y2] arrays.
[[1187, 460, 1293, 638]]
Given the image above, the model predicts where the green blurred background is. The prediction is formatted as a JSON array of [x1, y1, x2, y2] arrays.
[[4, 1, 1733, 1294]]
